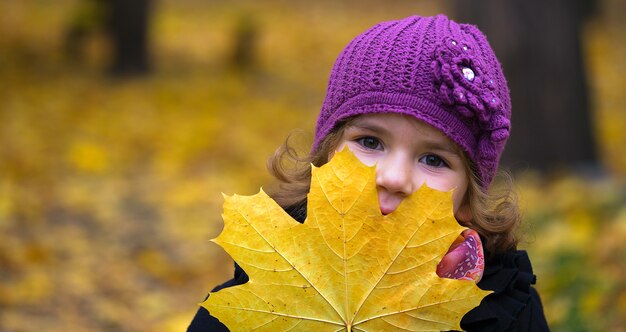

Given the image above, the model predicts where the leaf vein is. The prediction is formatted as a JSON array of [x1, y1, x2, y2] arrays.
[[351, 202, 442, 322], [209, 304, 345, 326], [233, 199, 346, 325]]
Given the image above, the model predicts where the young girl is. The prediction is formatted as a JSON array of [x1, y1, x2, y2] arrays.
[[188, 14, 549, 331]]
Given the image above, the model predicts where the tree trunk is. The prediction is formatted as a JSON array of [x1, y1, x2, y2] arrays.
[[452, 0, 598, 172], [107, 0, 153, 76]]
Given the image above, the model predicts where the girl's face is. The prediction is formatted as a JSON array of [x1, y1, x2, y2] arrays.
[[333, 113, 471, 223]]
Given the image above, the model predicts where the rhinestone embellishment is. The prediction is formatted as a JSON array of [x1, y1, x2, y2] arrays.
[[462, 67, 475, 81]]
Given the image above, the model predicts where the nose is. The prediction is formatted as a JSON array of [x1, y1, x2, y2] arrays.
[[375, 152, 415, 196]]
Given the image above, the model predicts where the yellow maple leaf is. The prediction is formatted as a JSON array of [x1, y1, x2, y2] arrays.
[[203, 149, 491, 331]]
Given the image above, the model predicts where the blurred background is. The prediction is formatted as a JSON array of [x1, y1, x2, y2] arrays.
[[0, 0, 624, 331]]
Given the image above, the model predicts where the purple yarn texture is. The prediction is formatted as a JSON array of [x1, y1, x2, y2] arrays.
[[313, 14, 511, 188]]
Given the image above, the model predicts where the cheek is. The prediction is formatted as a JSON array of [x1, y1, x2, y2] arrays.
[[451, 189, 465, 213], [451, 179, 469, 213], [423, 177, 456, 193], [329, 141, 350, 161], [334, 141, 348, 154], [424, 175, 467, 212]]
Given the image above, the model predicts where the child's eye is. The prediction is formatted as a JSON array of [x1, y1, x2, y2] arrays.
[[419, 154, 448, 168], [356, 136, 383, 150]]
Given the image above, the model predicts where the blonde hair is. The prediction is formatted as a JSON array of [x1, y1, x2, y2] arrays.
[[266, 122, 521, 255], [463, 158, 521, 254]]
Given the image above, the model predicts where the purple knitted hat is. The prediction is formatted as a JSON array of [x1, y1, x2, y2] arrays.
[[313, 14, 511, 188]]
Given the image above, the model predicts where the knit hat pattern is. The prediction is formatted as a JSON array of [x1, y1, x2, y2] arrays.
[[313, 14, 511, 188]]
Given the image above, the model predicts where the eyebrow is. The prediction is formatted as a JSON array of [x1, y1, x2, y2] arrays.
[[345, 120, 387, 135], [421, 140, 461, 156]]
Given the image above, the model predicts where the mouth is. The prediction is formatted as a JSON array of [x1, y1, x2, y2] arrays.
[[436, 229, 485, 283]]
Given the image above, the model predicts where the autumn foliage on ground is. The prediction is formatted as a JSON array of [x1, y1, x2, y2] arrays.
[[0, 1, 625, 331]]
